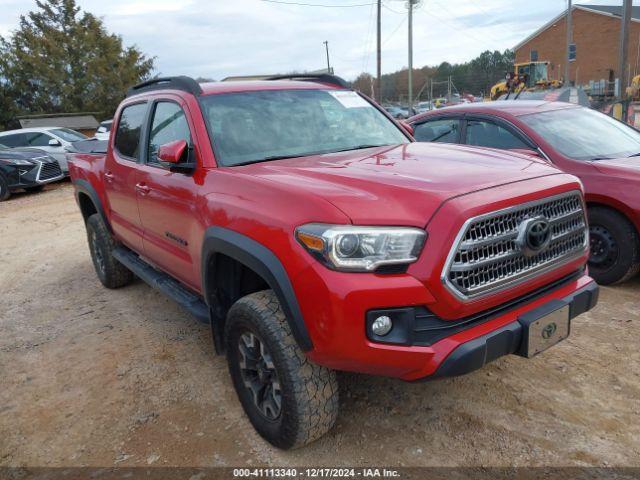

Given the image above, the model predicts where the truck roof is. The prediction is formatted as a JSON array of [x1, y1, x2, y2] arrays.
[[198, 79, 345, 95], [126, 75, 349, 99]]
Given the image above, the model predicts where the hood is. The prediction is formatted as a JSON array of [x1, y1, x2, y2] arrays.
[[237, 143, 561, 226], [0, 147, 50, 161], [592, 156, 640, 177]]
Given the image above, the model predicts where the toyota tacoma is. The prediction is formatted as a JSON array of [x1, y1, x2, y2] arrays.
[[68, 75, 598, 449]]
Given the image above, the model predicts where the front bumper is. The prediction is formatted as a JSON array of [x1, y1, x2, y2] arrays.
[[6, 160, 64, 189], [299, 261, 597, 381], [423, 280, 599, 380]]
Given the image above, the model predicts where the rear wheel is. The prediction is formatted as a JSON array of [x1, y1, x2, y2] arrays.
[[588, 207, 640, 284], [225, 290, 339, 449], [86, 214, 134, 289], [0, 175, 10, 201]]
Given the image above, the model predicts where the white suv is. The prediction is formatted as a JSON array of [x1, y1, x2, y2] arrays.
[[0, 127, 88, 173], [93, 120, 113, 141]]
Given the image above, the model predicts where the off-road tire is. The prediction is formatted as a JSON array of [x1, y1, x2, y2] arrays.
[[24, 185, 44, 193], [225, 290, 339, 449], [86, 214, 134, 289], [0, 175, 10, 201], [588, 206, 640, 285]]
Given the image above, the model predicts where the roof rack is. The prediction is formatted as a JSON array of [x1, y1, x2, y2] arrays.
[[266, 74, 350, 89], [126, 76, 203, 97]]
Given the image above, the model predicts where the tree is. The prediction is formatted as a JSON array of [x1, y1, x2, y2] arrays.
[[350, 49, 515, 103], [0, 0, 155, 128], [352, 72, 375, 97]]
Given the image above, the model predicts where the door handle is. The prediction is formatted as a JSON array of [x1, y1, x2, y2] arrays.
[[104, 171, 114, 182], [135, 182, 151, 195]]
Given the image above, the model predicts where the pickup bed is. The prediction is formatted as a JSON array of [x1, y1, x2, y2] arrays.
[[69, 74, 598, 449]]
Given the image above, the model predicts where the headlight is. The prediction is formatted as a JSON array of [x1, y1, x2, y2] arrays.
[[295, 224, 426, 272], [0, 158, 33, 165]]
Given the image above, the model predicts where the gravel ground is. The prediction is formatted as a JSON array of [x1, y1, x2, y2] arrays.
[[0, 182, 639, 468]]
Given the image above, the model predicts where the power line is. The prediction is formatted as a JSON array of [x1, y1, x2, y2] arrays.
[[381, 1, 404, 14], [361, 1, 377, 73], [382, 14, 406, 46], [427, 2, 498, 50], [260, 0, 374, 7]]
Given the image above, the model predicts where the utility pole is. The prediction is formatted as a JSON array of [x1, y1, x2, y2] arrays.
[[564, 0, 572, 85], [376, 0, 381, 101], [407, 0, 419, 114], [618, 0, 633, 96], [429, 79, 433, 109], [323, 40, 331, 74]]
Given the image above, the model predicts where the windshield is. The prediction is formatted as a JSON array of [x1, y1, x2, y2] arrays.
[[199, 89, 409, 166], [52, 128, 88, 142], [520, 107, 640, 160]]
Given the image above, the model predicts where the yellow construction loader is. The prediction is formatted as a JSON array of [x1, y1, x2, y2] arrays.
[[626, 74, 640, 100], [490, 61, 563, 100]]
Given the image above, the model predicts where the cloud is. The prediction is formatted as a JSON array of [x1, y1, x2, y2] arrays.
[[0, 0, 631, 81]]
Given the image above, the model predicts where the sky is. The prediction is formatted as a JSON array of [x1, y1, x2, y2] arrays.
[[0, 0, 632, 81]]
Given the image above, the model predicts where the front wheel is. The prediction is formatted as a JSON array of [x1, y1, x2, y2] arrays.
[[588, 207, 640, 284], [225, 290, 339, 449]]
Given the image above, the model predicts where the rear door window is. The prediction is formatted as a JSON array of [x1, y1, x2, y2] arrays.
[[114, 103, 147, 160], [465, 119, 529, 149], [25, 132, 54, 147], [413, 118, 460, 143]]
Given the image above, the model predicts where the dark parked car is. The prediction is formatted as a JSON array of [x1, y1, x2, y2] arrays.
[[384, 105, 409, 119], [408, 100, 640, 284], [0, 143, 64, 201]]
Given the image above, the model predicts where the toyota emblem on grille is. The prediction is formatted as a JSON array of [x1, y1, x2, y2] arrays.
[[517, 216, 552, 257]]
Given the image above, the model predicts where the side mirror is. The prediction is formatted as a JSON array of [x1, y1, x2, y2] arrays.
[[48, 138, 62, 147], [399, 120, 414, 137], [158, 139, 188, 164]]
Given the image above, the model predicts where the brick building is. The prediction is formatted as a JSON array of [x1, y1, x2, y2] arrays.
[[514, 4, 640, 90]]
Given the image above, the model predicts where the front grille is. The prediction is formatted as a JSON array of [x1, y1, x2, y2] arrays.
[[37, 161, 63, 181], [443, 191, 588, 300]]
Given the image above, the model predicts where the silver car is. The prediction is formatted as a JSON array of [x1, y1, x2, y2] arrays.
[[0, 127, 88, 173]]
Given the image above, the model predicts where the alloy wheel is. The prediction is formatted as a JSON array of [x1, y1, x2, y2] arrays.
[[237, 331, 282, 421], [91, 231, 106, 275]]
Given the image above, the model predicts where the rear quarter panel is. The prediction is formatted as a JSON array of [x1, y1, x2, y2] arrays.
[[67, 152, 109, 219]]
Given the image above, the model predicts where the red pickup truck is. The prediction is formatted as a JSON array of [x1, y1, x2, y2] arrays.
[[69, 75, 598, 449]]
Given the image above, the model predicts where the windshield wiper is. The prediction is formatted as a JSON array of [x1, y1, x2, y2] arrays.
[[231, 145, 393, 167], [589, 156, 615, 161], [627, 152, 640, 157], [232, 155, 308, 166], [332, 144, 392, 153]]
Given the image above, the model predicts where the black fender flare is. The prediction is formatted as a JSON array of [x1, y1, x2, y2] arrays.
[[201, 226, 313, 352], [73, 179, 111, 232]]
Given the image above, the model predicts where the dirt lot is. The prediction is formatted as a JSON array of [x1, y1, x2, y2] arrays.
[[1, 182, 639, 468]]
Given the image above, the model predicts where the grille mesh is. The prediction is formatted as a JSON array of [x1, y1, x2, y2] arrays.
[[445, 192, 587, 298], [38, 161, 63, 181]]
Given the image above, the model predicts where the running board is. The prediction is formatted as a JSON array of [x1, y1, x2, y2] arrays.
[[113, 247, 209, 324]]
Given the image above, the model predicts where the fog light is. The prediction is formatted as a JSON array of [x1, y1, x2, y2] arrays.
[[372, 315, 393, 336]]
